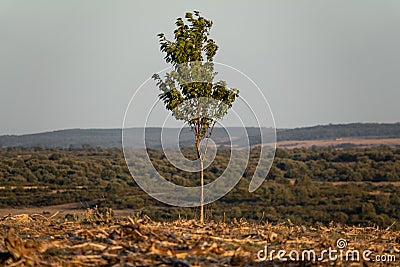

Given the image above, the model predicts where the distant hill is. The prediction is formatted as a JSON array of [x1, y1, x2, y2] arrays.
[[0, 128, 123, 149], [0, 127, 272, 149], [0, 122, 399, 148]]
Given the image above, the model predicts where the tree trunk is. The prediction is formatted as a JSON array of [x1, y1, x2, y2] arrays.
[[200, 158, 204, 223], [196, 135, 205, 223]]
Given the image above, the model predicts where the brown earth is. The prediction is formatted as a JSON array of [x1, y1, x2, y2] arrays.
[[0, 208, 399, 266], [277, 138, 400, 149], [0, 202, 136, 219]]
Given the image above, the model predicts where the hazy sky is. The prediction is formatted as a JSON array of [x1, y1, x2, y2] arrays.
[[1, 1, 399, 134]]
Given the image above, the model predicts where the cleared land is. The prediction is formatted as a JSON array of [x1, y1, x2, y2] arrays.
[[0, 209, 399, 266], [0, 202, 136, 219], [277, 137, 400, 149]]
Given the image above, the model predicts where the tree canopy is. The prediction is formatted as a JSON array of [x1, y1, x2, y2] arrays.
[[152, 11, 239, 140]]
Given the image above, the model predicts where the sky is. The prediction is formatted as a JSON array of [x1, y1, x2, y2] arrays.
[[0, 0, 399, 134]]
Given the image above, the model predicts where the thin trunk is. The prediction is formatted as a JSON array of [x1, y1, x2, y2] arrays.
[[200, 157, 204, 223], [195, 135, 204, 223], [195, 101, 205, 223]]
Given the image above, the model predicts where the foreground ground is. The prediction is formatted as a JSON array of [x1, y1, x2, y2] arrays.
[[0, 209, 399, 266]]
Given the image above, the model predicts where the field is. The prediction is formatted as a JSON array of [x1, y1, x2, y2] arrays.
[[277, 138, 400, 149], [1, 145, 400, 227], [1, 208, 399, 266], [0, 202, 135, 219]]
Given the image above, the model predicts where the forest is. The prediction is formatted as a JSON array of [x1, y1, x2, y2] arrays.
[[0, 145, 400, 229]]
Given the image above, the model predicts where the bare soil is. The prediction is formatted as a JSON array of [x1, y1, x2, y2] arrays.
[[0, 209, 399, 266], [277, 138, 400, 149]]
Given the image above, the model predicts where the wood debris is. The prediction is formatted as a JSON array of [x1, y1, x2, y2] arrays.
[[0, 210, 399, 266]]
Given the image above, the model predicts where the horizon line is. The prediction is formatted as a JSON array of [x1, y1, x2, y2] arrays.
[[1, 121, 399, 137]]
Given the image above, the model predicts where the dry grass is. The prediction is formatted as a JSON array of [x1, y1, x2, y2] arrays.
[[0, 208, 399, 266], [277, 138, 400, 149]]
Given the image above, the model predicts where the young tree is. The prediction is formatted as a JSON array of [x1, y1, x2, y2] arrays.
[[152, 11, 239, 223]]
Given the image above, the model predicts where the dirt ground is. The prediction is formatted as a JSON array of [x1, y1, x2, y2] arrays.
[[0, 208, 399, 266], [0, 202, 136, 219], [277, 137, 400, 149]]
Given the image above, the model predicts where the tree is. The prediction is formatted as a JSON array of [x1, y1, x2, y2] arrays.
[[152, 11, 239, 222]]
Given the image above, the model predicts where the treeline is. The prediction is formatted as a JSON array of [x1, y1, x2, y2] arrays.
[[1, 122, 400, 148], [1, 146, 400, 187], [0, 146, 400, 228], [270, 147, 400, 182]]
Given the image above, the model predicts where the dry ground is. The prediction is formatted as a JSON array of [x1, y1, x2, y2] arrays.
[[0, 208, 399, 266], [0, 202, 135, 219], [276, 138, 400, 149]]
